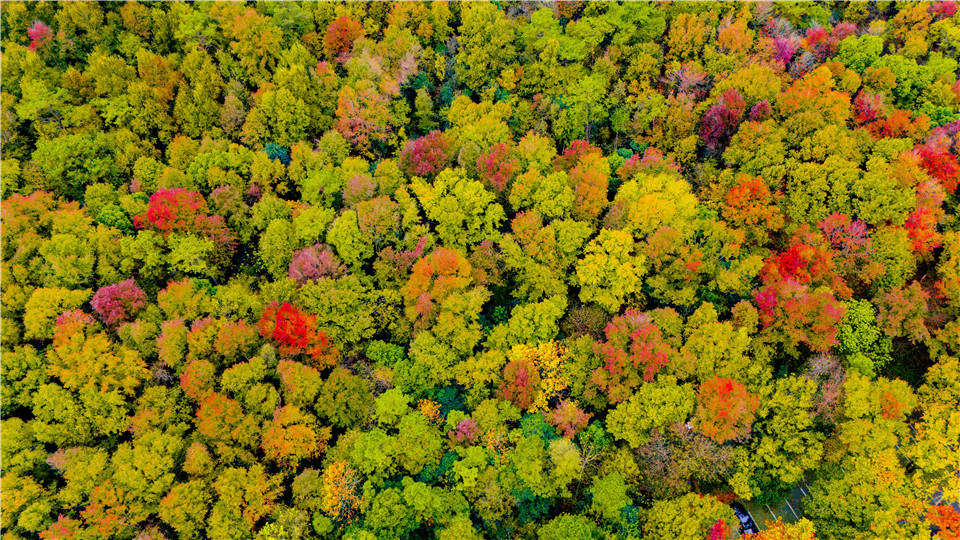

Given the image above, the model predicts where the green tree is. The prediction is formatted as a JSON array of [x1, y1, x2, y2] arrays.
[[411, 169, 506, 249], [575, 229, 646, 312], [455, 2, 516, 93], [644, 493, 737, 540], [731, 376, 825, 501], [607, 380, 696, 448]]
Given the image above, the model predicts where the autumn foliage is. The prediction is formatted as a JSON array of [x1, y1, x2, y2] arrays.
[[5, 3, 960, 539], [324, 17, 364, 62], [592, 310, 672, 403], [695, 377, 759, 444], [257, 302, 339, 368], [398, 130, 452, 177]]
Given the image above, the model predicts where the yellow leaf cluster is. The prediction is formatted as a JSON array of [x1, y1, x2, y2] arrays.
[[510, 341, 569, 412], [417, 398, 441, 423]]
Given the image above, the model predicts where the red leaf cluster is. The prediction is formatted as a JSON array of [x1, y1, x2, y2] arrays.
[[701, 89, 746, 153], [398, 130, 452, 177], [257, 302, 339, 368], [476, 142, 519, 193], [91, 279, 147, 326], [695, 376, 759, 444], [500, 358, 540, 410], [592, 310, 672, 403], [323, 16, 364, 62]]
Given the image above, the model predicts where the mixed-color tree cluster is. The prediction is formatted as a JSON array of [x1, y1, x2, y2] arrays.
[[3, 1, 960, 539]]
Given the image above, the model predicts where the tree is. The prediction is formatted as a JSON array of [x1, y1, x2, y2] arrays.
[[318, 461, 363, 525], [495, 341, 568, 413], [604, 171, 698, 239], [589, 472, 631, 522], [257, 302, 338, 368], [455, 2, 516, 92], [33, 323, 151, 446], [538, 514, 602, 540], [195, 393, 245, 443], [261, 405, 331, 468], [499, 357, 541, 411], [701, 89, 746, 154], [548, 400, 591, 439], [754, 280, 846, 357], [644, 493, 737, 540], [927, 505, 960, 540], [327, 210, 374, 268], [335, 81, 397, 156], [208, 465, 279, 540], [1, 346, 49, 415], [401, 247, 487, 333], [590, 309, 675, 402], [509, 170, 575, 221], [398, 130, 452, 177], [875, 281, 931, 344], [575, 229, 646, 313], [561, 141, 610, 223], [837, 299, 893, 378], [500, 214, 591, 302], [315, 367, 373, 429], [277, 360, 324, 409], [288, 244, 346, 284], [324, 17, 364, 62], [241, 88, 310, 149], [742, 518, 816, 540], [731, 377, 824, 501], [410, 169, 506, 249], [721, 175, 784, 247], [694, 377, 759, 444], [607, 381, 696, 448], [23, 287, 91, 341], [90, 279, 147, 326], [30, 133, 118, 201], [297, 275, 376, 347]]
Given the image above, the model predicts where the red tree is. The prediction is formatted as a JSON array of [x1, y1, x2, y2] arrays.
[[323, 17, 364, 62], [549, 399, 592, 439], [27, 20, 53, 52], [761, 224, 850, 298], [700, 89, 746, 153], [706, 519, 731, 540], [927, 505, 960, 540], [917, 145, 960, 193], [554, 139, 602, 172], [905, 206, 943, 255], [91, 279, 147, 326], [695, 377, 759, 444], [398, 130, 452, 177], [754, 280, 846, 354], [133, 188, 206, 236], [476, 142, 519, 193], [257, 303, 339, 367], [500, 358, 541, 410], [591, 310, 673, 403]]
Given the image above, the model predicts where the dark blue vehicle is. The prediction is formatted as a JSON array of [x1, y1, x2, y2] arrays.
[[730, 502, 761, 535]]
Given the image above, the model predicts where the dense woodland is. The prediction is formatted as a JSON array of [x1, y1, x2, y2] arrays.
[[2, 1, 960, 539]]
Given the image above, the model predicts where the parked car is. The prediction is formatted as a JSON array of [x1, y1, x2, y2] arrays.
[[730, 502, 761, 535]]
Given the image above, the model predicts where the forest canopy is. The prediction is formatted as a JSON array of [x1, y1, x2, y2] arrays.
[[2, 1, 960, 540]]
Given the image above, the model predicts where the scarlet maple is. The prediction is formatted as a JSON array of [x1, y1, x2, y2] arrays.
[[323, 17, 364, 62], [695, 377, 759, 444]]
